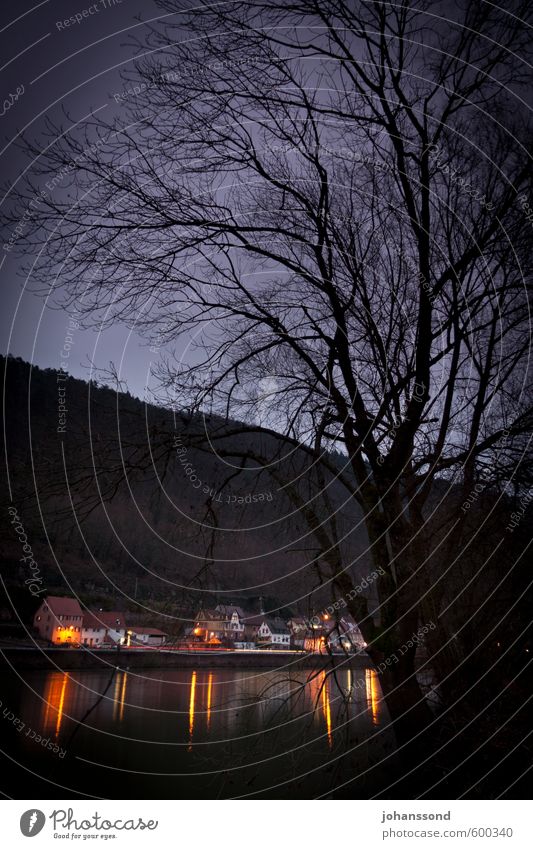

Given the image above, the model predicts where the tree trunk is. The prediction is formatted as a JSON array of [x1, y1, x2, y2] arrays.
[[376, 647, 437, 794]]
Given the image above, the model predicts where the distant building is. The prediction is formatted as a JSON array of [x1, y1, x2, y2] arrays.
[[287, 616, 309, 635], [80, 611, 108, 647], [33, 596, 83, 644], [129, 626, 167, 646], [193, 609, 228, 642], [215, 605, 246, 639], [257, 618, 291, 648], [287, 616, 311, 648], [81, 610, 128, 646], [240, 614, 264, 641], [328, 616, 366, 652], [287, 612, 367, 653], [33, 597, 131, 647], [303, 627, 328, 653]]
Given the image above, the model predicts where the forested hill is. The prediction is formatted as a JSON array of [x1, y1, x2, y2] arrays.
[[0, 355, 370, 626]]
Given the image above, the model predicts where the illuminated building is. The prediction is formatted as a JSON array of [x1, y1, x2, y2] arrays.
[[33, 596, 83, 645]]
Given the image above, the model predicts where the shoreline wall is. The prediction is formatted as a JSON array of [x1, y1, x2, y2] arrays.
[[0, 647, 372, 671]]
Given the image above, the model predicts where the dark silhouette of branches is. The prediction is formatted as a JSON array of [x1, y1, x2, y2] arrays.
[[4, 0, 533, 775]]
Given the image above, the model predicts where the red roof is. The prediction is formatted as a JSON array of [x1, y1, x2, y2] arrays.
[[131, 627, 167, 636], [43, 596, 83, 617], [82, 612, 107, 631], [87, 610, 127, 629], [243, 614, 264, 626]]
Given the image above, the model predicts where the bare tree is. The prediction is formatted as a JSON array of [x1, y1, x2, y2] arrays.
[[6, 0, 533, 760]]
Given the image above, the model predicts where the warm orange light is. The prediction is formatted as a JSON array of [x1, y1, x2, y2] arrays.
[[188, 671, 197, 749], [55, 673, 69, 737], [366, 668, 379, 725], [194, 628, 201, 635], [321, 671, 333, 749], [118, 671, 128, 722], [112, 673, 122, 721], [206, 672, 213, 730], [42, 672, 69, 734]]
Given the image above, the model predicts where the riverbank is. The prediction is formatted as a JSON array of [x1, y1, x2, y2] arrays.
[[0, 646, 373, 671]]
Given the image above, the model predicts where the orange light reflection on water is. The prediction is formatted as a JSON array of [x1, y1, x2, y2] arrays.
[[118, 671, 128, 722], [206, 673, 213, 730], [366, 668, 380, 724], [41, 672, 70, 738], [112, 674, 121, 722], [188, 671, 197, 750], [321, 671, 333, 749]]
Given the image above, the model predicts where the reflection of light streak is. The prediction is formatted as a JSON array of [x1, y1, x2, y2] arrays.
[[347, 668, 352, 699], [112, 674, 122, 722], [321, 672, 333, 748], [366, 668, 379, 724], [188, 671, 197, 749], [43, 686, 52, 731], [55, 673, 69, 737], [118, 672, 128, 722], [42, 673, 69, 733], [206, 673, 213, 730]]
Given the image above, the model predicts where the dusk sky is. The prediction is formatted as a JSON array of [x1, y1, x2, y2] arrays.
[[1, 0, 532, 810], [2, 0, 166, 398]]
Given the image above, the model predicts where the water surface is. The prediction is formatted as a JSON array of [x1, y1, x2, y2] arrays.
[[0, 664, 399, 798]]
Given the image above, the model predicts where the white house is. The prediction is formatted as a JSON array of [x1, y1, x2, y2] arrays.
[[80, 612, 107, 647], [257, 618, 291, 648], [215, 605, 246, 637], [81, 610, 128, 646], [129, 626, 167, 646]]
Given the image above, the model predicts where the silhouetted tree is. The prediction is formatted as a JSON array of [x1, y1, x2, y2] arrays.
[[6, 0, 533, 768]]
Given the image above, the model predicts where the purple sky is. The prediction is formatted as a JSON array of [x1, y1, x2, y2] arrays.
[[1, 0, 165, 398]]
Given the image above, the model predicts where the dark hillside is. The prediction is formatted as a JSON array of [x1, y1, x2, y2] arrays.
[[0, 355, 370, 627]]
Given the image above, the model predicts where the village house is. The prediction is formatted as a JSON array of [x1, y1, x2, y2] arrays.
[[234, 616, 263, 649], [81, 610, 128, 646], [303, 626, 329, 653], [80, 611, 108, 647], [34, 596, 169, 649], [192, 609, 228, 643], [334, 616, 366, 652], [129, 626, 167, 646], [256, 617, 291, 648], [189, 603, 366, 653], [287, 616, 310, 648], [287, 616, 309, 635], [33, 596, 83, 645], [299, 615, 367, 653], [288, 611, 368, 653], [215, 604, 246, 638], [193, 607, 260, 643]]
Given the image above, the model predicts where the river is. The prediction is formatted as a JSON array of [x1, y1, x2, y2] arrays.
[[0, 664, 399, 798]]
